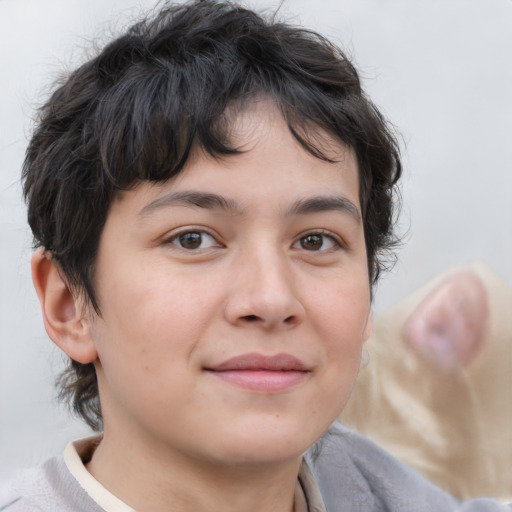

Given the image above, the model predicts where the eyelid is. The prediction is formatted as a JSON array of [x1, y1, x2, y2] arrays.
[[293, 229, 346, 251], [161, 226, 224, 250]]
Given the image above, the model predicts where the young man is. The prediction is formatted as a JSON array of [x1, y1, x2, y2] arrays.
[[2, 1, 510, 511]]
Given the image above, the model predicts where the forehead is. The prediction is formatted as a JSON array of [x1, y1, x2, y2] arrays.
[[224, 97, 348, 158], [111, 100, 360, 218]]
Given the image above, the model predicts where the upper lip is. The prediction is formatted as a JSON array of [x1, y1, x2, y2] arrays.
[[206, 353, 309, 372]]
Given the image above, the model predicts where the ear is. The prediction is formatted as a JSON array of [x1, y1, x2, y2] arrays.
[[31, 248, 98, 364], [362, 308, 374, 342]]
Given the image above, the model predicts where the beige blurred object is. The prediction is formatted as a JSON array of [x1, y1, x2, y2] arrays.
[[339, 262, 512, 500]]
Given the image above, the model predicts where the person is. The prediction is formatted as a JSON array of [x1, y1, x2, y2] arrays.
[[1, 1, 509, 510]]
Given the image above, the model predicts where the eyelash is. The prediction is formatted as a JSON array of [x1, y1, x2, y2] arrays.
[[293, 230, 343, 252], [163, 228, 222, 251], [163, 228, 343, 254]]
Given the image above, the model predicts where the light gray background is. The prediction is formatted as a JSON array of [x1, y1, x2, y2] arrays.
[[1, 0, 511, 480]]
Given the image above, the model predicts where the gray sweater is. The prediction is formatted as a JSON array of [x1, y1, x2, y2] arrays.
[[1, 423, 510, 512]]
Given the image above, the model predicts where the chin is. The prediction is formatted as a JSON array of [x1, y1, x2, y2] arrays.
[[207, 418, 327, 466]]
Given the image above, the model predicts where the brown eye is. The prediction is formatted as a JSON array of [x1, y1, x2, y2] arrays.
[[179, 232, 202, 249], [295, 233, 339, 252], [300, 234, 324, 251], [169, 231, 218, 251]]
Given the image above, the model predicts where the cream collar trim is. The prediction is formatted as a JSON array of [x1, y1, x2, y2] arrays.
[[64, 436, 135, 512]]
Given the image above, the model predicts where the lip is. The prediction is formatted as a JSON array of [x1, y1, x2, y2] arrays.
[[205, 353, 310, 392], [208, 353, 309, 372]]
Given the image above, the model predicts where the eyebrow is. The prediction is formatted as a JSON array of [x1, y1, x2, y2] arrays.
[[288, 196, 361, 223], [139, 191, 241, 217], [139, 190, 360, 223]]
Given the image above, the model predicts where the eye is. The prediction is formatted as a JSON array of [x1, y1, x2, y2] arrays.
[[167, 230, 219, 251], [294, 232, 340, 252]]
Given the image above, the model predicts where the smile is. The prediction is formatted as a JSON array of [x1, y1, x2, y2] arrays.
[[205, 353, 311, 392]]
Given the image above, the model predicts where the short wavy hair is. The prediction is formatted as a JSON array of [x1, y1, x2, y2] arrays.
[[23, 0, 402, 430]]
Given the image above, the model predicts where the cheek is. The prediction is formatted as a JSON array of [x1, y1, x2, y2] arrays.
[[93, 262, 223, 371], [303, 291, 368, 425], [311, 278, 370, 347], [90, 274, 208, 421], [306, 275, 370, 405]]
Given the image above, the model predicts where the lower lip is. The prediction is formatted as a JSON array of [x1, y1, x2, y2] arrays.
[[207, 370, 308, 392]]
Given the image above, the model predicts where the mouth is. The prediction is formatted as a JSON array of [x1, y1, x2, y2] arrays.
[[204, 353, 310, 393]]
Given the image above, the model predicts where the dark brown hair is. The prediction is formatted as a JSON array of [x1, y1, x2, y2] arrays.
[[23, 0, 401, 430]]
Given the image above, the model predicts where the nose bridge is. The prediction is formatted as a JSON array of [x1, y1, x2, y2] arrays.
[[225, 238, 304, 328], [247, 243, 293, 296]]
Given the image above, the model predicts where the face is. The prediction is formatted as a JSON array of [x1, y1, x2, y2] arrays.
[[88, 101, 372, 468]]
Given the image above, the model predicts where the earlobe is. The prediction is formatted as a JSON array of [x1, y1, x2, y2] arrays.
[[31, 248, 98, 364]]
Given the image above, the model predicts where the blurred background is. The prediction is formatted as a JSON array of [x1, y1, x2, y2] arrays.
[[1, 0, 511, 480]]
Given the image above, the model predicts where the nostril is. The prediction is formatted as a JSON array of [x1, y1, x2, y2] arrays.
[[284, 315, 295, 324], [243, 315, 260, 322]]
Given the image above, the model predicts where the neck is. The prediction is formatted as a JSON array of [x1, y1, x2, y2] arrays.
[[85, 427, 302, 512]]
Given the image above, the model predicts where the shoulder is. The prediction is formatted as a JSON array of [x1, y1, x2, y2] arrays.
[[1, 463, 50, 512], [0, 456, 103, 512], [307, 422, 511, 512]]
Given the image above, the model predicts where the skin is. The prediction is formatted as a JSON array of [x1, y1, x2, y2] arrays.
[[33, 101, 373, 512]]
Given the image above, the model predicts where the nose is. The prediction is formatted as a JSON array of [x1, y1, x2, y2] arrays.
[[223, 246, 306, 330]]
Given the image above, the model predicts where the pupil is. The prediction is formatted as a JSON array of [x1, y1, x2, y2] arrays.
[[301, 235, 322, 250], [179, 232, 201, 249]]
